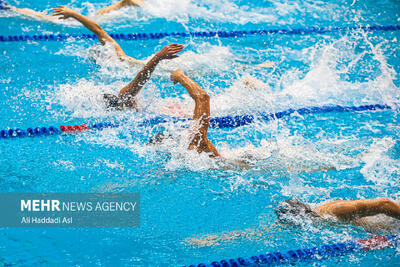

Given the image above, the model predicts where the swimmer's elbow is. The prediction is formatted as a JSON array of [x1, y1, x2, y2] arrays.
[[195, 91, 209, 102], [93, 23, 105, 34], [378, 198, 393, 206], [128, 57, 143, 65]]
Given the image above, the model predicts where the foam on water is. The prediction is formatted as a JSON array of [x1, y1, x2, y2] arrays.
[[360, 137, 400, 186], [76, 0, 348, 27], [50, 78, 119, 118], [82, 0, 277, 25], [274, 34, 398, 108], [46, 25, 400, 183], [50, 42, 240, 119], [0, 0, 347, 27]]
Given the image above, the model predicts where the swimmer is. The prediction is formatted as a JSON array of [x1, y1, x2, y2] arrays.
[[186, 198, 400, 247], [149, 69, 224, 159], [102, 43, 184, 110], [169, 69, 220, 158], [52, 5, 142, 64], [276, 198, 400, 232], [96, 0, 144, 15]]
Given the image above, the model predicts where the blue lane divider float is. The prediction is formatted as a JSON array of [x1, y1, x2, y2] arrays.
[[141, 103, 392, 129], [0, 122, 120, 139], [0, 25, 399, 42], [185, 235, 399, 267], [0, 103, 393, 139]]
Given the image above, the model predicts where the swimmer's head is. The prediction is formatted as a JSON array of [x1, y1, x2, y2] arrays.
[[103, 93, 120, 109], [275, 199, 319, 225], [0, 0, 10, 10], [148, 132, 173, 145]]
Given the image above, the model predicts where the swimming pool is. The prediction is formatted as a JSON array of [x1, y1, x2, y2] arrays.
[[0, 0, 400, 266]]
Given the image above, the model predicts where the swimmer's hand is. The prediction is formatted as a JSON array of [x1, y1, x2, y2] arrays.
[[51, 5, 76, 19], [155, 44, 184, 60], [117, 44, 183, 103]]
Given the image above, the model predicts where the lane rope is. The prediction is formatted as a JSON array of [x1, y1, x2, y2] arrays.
[[184, 235, 399, 267], [0, 103, 393, 139], [141, 103, 392, 129], [0, 25, 399, 42]]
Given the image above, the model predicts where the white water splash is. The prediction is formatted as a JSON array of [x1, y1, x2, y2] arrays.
[[360, 137, 400, 185]]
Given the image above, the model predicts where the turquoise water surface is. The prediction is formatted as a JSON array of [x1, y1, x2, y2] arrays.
[[0, 0, 400, 266]]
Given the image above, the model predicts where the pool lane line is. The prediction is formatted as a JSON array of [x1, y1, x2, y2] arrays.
[[0, 122, 120, 138], [0, 103, 393, 139], [142, 103, 393, 129], [0, 25, 399, 42], [184, 235, 399, 267]]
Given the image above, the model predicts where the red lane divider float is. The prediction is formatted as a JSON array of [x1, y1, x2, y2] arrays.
[[60, 124, 89, 133], [357, 235, 392, 251]]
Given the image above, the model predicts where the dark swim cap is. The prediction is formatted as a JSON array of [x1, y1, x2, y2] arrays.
[[148, 132, 173, 145], [103, 93, 121, 109], [0, 0, 10, 10], [275, 199, 319, 223]]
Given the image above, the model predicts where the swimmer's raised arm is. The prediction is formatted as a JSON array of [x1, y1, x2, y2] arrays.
[[170, 70, 220, 158], [96, 0, 144, 15], [316, 198, 400, 222], [52, 5, 140, 64], [52, 6, 111, 44], [10, 6, 58, 22], [118, 44, 184, 107]]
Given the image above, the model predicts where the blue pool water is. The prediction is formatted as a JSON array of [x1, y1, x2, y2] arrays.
[[1, 0, 400, 266]]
